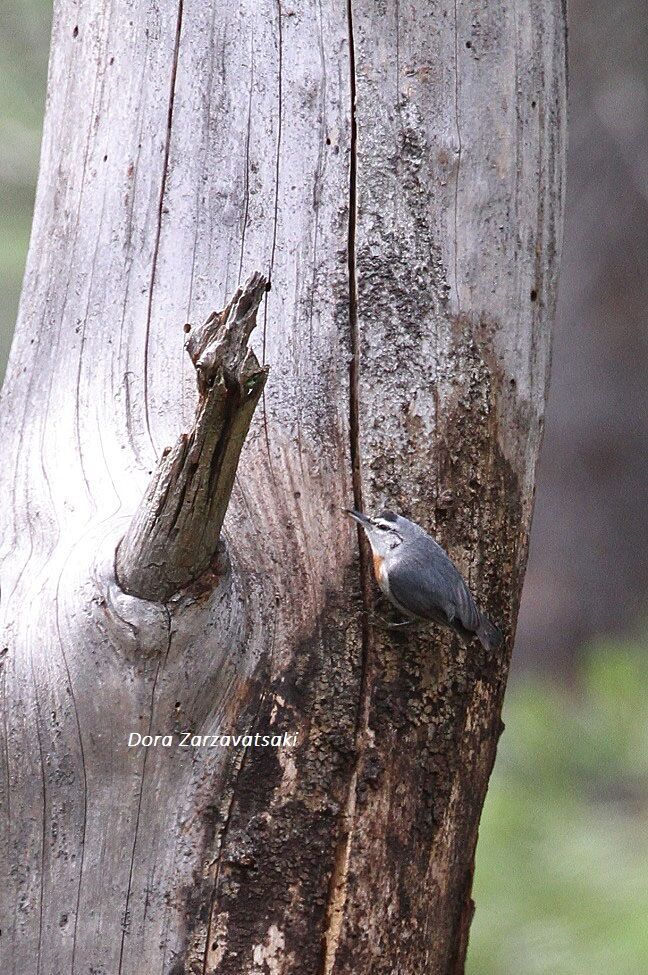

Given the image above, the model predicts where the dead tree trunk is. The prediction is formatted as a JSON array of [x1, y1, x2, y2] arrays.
[[0, 1, 566, 973]]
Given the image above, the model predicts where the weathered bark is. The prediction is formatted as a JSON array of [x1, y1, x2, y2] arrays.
[[0, 2, 566, 975], [116, 272, 269, 601]]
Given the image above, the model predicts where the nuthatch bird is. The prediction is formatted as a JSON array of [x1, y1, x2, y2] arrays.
[[346, 508, 503, 651]]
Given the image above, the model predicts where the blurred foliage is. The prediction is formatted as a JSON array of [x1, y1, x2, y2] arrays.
[[0, 0, 51, 373], [468, 638, 648, 975]]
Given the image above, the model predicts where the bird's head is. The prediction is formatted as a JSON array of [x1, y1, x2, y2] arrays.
[[345, 508, 412, 557]]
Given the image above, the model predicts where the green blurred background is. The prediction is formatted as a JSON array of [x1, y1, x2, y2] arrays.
[[2, 2, 647, 973], [0, 0, 50, 367]]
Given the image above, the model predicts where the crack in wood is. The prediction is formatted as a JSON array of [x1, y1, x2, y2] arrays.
[[143, 0, 185, 454], [320, 4, 373, 972]]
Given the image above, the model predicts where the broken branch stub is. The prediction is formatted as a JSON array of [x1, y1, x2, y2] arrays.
[[116, 272, 269, 602]]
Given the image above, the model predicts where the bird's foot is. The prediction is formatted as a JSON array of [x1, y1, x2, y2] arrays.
[[369, 615, 416, 631]]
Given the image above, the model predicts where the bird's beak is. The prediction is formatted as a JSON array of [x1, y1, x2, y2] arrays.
[[344, 508, 372, 528]]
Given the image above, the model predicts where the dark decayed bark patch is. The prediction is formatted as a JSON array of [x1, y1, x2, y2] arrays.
[[331, 314, 528, 975], [173, 566, 364, 974]]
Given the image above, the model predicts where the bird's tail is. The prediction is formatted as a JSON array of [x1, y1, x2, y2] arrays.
[[477, 613, 503, 652]]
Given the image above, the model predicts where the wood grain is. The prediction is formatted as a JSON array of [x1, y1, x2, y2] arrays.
[[116, 272, 269, 602]]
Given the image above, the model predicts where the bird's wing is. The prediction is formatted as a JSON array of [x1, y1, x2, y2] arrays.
[[388, 547, 480, 632]]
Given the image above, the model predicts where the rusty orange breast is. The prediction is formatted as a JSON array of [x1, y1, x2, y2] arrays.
[[372, 552, 385, 584]]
